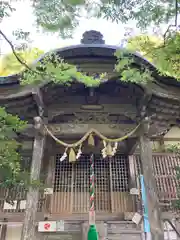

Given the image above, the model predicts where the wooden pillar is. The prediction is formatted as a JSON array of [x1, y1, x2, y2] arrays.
[[0, 224, 7, 240], [129, 155, 137, 191], [109, 159, 114, 213], [46, 155, 54, 187], [128, 155, 138, 212], [20, 117, 46, 240], [44, 152, 55, 217], [139, 117, 164, 240]]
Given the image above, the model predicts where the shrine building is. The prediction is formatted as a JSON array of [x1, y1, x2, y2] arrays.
[[0, 31, 180, 240]]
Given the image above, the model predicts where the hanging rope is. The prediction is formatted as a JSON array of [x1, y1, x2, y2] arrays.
[[88, 154, 98, 240], [44, 123, 140, 148], [90, 154, 95, 214], [44, 123, 141, 162]]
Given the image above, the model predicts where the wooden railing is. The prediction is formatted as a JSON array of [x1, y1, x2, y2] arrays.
[[0, 186, 45, 213], [153, 154, 180, 211], [134, 153, 180, 212]]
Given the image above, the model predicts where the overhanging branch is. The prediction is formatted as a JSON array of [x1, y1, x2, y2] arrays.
[[0, 30, 32, 71], [0, 29, 47, 78], [163, 0, 178, 44]]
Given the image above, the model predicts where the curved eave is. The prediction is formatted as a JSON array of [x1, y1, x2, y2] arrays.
[[0, 79, 180, 137], [0, 44, 179, 102]]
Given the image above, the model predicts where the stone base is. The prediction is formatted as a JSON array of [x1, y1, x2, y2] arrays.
[[36, 220, 142, 240], [81, 221, 143, 240]]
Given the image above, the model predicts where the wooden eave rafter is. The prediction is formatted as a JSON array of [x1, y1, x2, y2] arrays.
[[0, 85, 48, 119], [0, 79, 180, 101], [0, 81, 180, 121], [0, 79, 180, 140]]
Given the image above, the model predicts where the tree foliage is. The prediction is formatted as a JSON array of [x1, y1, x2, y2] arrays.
[[0, 48, 44, 76], [32, 0, 179, 37], [114, 49, 153, 84], [0, 108, 27, 187], [127, 33, 180, 80], [0, 0, 179, 84], [21, 53, 106, 87], [1, 0, 179, 37]]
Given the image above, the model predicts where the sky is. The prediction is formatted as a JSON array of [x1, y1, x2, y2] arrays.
[[0, 1, 140, 55]]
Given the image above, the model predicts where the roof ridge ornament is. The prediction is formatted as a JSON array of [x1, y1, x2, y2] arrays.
[[81, 30, 105, 44]]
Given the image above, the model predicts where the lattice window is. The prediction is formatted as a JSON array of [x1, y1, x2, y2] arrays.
[[52, 157, 73, 213], [0, 152, 36, 213], [54, 158, 72, 192], [52, 154, 133, 214], [73, 155, 90, 212], [95, 155, 110, 212], [152, 154, 180, 209], [111, 155, 129, 192], [73, 155, 90, 192], [134, 154, 180, 211], [111, 155, 134, 212]]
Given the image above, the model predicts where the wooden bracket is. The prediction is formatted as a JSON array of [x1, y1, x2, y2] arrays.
[[138, 90, 152, 118], [32, 88, 47, 118], [34, 116, 45, 136]]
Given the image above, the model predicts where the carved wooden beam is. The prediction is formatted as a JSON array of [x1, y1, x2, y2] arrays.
[[49, 123, 137, 136], [21, 123, 137, 138], [47, 103, 138, 121], [21, 122, 169, 140]]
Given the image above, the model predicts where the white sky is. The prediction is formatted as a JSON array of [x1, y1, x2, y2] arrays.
[[0, 1, 141, 55]]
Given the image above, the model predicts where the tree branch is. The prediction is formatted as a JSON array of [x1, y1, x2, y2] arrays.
[[0, 29, 52, 81], [163, 0, 178, 44], [175, 0, 178, 27], [0, 29, 77, 85], [0, 29, 33, 72]]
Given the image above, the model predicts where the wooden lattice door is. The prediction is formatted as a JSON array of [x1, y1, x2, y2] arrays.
[[50, 154, 134, 215]]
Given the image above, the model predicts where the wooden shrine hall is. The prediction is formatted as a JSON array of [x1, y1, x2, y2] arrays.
[[0, 31, 180, 240]]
